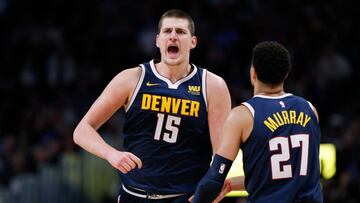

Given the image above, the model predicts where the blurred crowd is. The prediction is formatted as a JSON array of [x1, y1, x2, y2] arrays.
[[0, 0, 359, 202]]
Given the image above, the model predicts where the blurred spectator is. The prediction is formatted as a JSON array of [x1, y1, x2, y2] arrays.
[[316, 44, 352, 88]]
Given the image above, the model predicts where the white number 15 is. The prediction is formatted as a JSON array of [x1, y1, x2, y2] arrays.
[[154, 113, 181, 143]]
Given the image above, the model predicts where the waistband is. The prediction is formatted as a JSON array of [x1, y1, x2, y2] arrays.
[[122, 184, 185, 199]]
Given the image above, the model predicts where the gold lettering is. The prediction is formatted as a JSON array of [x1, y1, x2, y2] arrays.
[[172, 98, 181, 114], [282, 111, 290, 124], [160, 96, 171, 113], [274, 112, 285, 126], [189, 86, 200, 92], [290, 111, 297, 123], [141, 94, 201, 118], [190, 101, 200, 117], [181, 99, 190, 116], [151, 95, 161, 111], [264, 117, 279, 132], [141, 94, 151, 110], [296, 112, 304, 125], [303, 114, 311, 127]]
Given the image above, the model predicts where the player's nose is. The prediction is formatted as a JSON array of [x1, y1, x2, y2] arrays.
[[169, 29, 178, 40]]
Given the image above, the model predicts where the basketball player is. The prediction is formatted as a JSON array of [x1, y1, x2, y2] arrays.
[[73, 9, 231, 203], [190, 41, 323, 203]]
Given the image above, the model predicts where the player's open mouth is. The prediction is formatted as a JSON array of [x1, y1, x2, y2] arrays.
[[167, 45, 179, 58]]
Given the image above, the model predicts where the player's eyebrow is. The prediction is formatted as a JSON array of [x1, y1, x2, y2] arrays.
[[161, 27, 188, 33]]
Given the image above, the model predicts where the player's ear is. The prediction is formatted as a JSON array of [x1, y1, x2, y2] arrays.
[[250, 66, 256, 79], [191, 36, 197, 49], [250, 66, 256, 85], [156, 34, 160, 48]]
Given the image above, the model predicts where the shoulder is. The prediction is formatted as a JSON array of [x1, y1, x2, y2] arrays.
[[204, 70, 231, 109], [205, 70, 229, 93], [232, 105, 254, 143], [218, 105, 253, 145], [109, 66, 142, 88], [106, 66, 142, 98], [232, 105, 253, 122], [305, 99, 319, 122], [114, 66, 142, 81], [292, 94, 320, 122]]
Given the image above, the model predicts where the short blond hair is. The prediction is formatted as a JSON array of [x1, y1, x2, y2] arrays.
[[158, 9, 195, 36]]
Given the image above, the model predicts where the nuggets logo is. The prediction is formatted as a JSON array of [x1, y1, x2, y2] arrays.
[[188, 85, 200, 95]]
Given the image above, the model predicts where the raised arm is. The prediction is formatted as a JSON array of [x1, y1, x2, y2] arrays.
[[191, 105, 253, 203], [206, 71, 232, 153], [73, 67, 142, 173], [217, 105, 253, 161]]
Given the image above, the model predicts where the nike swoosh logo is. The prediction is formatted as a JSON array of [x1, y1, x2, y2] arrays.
[[146, 81, 161, 86]]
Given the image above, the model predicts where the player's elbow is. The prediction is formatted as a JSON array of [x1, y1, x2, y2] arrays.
[[73, 123, 83, 146]]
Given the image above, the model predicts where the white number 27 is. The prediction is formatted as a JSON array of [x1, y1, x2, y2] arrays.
[[269, 134, 309, 179], [154, 113, 181, 143]]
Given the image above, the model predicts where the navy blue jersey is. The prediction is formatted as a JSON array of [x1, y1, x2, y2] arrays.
[[241, 94, 323, 203], [121, 60, 211, 194]]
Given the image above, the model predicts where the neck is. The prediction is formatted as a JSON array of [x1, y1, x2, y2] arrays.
[[156, 61, 192, 83], [254, 82, 285, 97]]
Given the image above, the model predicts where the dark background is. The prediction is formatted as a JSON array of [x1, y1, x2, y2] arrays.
[[0, 0, 359, 202]]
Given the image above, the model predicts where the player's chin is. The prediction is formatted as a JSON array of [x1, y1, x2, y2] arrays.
[[164, 57, 182, 66]]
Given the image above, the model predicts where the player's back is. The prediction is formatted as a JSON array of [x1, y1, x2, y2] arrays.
[[241, 93, 323, 203]]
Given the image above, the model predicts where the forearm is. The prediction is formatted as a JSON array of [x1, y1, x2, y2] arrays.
[[73, 121, 117, 160], [192, 154, 233, 203]]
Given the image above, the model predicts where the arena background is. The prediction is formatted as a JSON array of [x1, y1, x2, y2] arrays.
[[0, 0, 359, 202]]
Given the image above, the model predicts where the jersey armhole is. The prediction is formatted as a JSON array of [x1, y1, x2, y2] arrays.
[[125, 65, 145, 112], [240, 102, 255, 145], [202, 69, 208, 110], [242, 102, 255, 117], [307, 101, 315, 113], [307, 101, 319, 122]]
